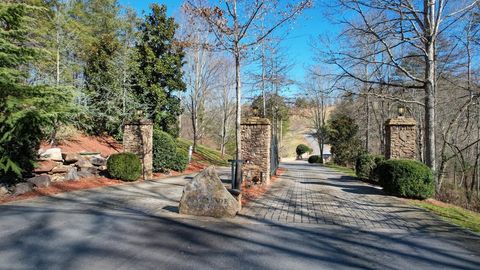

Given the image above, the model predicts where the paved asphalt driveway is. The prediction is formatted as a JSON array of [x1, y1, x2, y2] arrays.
[[0, 161, 479, 269]]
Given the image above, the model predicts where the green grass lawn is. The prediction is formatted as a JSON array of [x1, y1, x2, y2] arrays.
[[323, 163, 357, 177], [409, 200, 480, 233], [176, 138, 231, 167]]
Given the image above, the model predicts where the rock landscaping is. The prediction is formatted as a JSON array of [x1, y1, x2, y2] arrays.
[[4, 148, 112, 197]]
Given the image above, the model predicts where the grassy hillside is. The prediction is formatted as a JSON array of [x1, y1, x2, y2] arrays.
[[177, 138, 231, 167]]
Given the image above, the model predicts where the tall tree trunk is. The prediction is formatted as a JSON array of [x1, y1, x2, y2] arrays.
[[261, 42, 266, 117], [424, 0, 436, 175], [191, 97, 198, 152], [234, 47, 242, 186], [191, 47, 201, 152], [220, 81, 229, 158], [55, 3, 61, 87], [366, 93, 370, 152], [221, 106, 227, 157], [233, 0, 242, 188], [56, 41, 60, 86]]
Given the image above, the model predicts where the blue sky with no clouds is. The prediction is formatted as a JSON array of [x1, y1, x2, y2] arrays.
[[119, 0, 341, 97]]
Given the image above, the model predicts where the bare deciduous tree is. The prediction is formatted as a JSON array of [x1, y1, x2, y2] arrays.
[[304, 67, 332, 163], [185, 0, 312, 185], [179, 9, 222, 152], [322, 0, 479, 173]]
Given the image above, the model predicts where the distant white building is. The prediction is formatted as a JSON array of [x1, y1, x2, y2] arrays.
[[321, 144, 332, 162]]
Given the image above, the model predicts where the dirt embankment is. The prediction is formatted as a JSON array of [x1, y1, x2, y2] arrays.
[[40, 134, 122, 156], [1, 134, 212, 204]]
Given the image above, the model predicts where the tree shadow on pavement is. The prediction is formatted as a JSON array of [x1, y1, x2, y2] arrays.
[[0, 162, 480, 269], [0, 193, 480, 270]]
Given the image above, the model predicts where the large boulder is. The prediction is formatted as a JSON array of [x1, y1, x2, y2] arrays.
[[51, 164, 70, 174], [77, 168, 95, 179], [33, 160, 57, 174], [80, 166, 98, 175], [179, 166, 240, 218], [65, 167, 79, 181], [39, 148, 63, 161], [62, 153, 81, 164], [75, 158, 93, 169], [0, 184, 9, 197], [27, 175, 51, 188], [90, 155, 107, 166], [13, 182, 34, 196]]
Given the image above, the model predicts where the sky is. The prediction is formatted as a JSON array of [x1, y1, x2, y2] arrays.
[[118, 0, 342, 97]]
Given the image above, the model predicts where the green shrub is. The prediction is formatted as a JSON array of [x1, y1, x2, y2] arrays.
[[308, 155, 322, 164], [169, 148, 189, 172], [107, 152, 142, 181], [296, 144, 312, 158], [375, 159, 434, 199], [355, 154, 385, 180], [355, 154, 375, 179], [370, 155, 386, 181], [153, 129, 176, 172]]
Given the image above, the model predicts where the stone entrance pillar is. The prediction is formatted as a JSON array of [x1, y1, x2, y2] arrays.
[[241, 117, 271, 186], [123, 120, 153, 179], [385, 117, 416, 159]]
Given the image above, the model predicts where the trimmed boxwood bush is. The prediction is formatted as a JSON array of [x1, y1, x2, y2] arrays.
[[355, 154, 375, 179], [153, 129, 176, 172], [107, 152, 142, 181], [374, 159, 434, 199], [308, 155, 322, 164], [296, 144, 312, 158], [355, 154, 385, 180], [370, 155, 386, 182]]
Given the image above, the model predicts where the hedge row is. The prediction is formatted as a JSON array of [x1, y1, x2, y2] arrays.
[[355, 154, 434, 199], [374, 159, 434, 199], [308, 155, 322, 164], [355, 154, 385, 180]]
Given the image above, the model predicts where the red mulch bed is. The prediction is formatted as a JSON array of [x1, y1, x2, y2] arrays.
[[1, 133, 216, 205], [241, 167, 287, 205], [40, 134, 122, 156], [0, 160, 209, 205]]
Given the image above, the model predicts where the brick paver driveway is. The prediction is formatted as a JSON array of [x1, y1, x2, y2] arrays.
[[0, 161, 480, 269], [241, 161, 455, 231]]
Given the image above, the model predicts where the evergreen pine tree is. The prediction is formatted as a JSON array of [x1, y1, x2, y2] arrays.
[[82, 0, 125, 136], [0, 2, 72, 183], [133, 4, 186, 136]]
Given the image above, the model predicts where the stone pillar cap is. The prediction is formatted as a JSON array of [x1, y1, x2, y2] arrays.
[[385, 117, 416, 126], [124, 119, 153, 126], [241, 117, 271, 125]]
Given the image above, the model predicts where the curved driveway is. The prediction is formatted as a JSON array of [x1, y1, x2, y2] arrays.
[[0, 161, 479, 269]]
